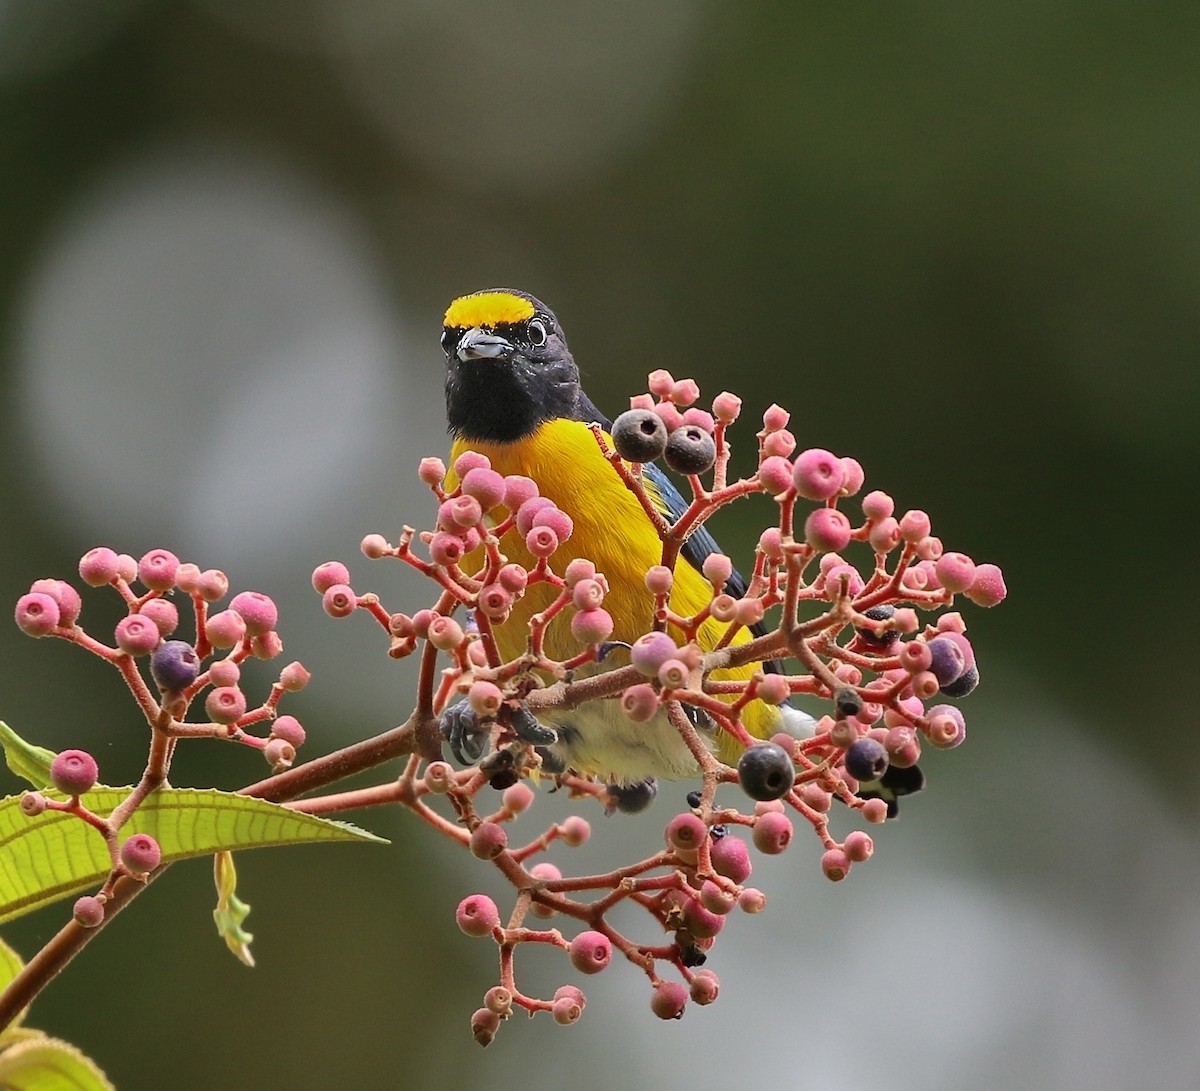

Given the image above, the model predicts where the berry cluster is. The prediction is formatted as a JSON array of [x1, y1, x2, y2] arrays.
[[12, 549, 310, 927], [313, 369, 1006, 1040]]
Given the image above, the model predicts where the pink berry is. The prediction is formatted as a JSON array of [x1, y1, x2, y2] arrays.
[[502, 475, 539, 511], [657, 658, 689, 690], [916, 536, 943, 562], [137, 549, 179, 591], [120, 833, 162, 874], [709, 594, 737, 622], [650, 982, 688, 1021], [821, 848, 851, 882], [471, 1007, 500, 1047], [620, 683, 659, 723], [710, 834, 752, 883], [652, 401, 684, 433], [79, 547, 121, 587], [843, 830, 874, 862], [868, 516, 901, 553], [862, 798, 889, 823], [804, 507, 852, 553], [925, 704, 966, 749], [671, 378, 701, 406], [477, 583, 512, 620], [558, 815, 591, 847], [428, 532, 466, 567], [263, 738, 296, 770], [793, 448, 845, 501], [502, 781, 534, 814], [311, 561, 351, 594], [679, 895, 725, 939], [563, 559, 596, 586], [532, 506, 574, 543], [195, 569, 229, 603], [752, 811, 793, 855], [271, 715, 306, 748], [758, 527, 784, 562], [496, 564, 529, 594], [114, 614, 160, 655], [761, 403, 789, 432], [552, 991, 584, 1025], [484, 985, 513, 1016], [840, 457, 865, 496], [899, 640, 933, 674], [898, 509, 931, 542], [174, 563, 201, 593], [456, 894, 501, 937], [279, 661, 311, 692], [460, 467, 507, 512], [424, 761, 454, 793], [73, 895, 105, 928], [647, 368, 675, 397], [439, 494, 483, 531], [228, 591, 277, 637], [51, 749, 99, 796], [515, 497, 555, 536], [570, 578, 605, 611], [360, 533, 389, 559], [115, 554, 138, 582], [525, 526, 559, 558], [469, 822, 508, 860], [757, 455, 794, 495], [799, 783, 832, 813], [756, 674, 791, 706], [644, 565, 673, 595], [762, 428, 796, 458], [934, 551, 976, 594], [321, 584, 358, 619], [28, 579, 82, 627], [571, 608, 614, 645], [138, 598, 178, 637], [701, 553, 733, 588], [861, 490, 894, 521], [665, 812, 707, 853], [468, 680, 504, 719], [206, 609, 248, 649], [965, 563, 1007, 607], [14, 593, 60, 637], [417, 456, 446, 486], [737, 887, 767, 913], [20, 791, 48, 817], [427, 616, 465, 652], [689, 969, 720, 1006], [682, 407, 715, 432], [630, 631, 679, 677], [206, 686, 247, 724], [569, 930, 613, 974], [453, 451, 490, 478], [712, 391, 742, 423]]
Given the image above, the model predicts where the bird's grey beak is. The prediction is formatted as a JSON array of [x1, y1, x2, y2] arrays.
[[456, 327, 511, 362]]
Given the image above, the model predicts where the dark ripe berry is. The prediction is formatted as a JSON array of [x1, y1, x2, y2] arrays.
[[608, 778, 658, 814], [150, 640, 201, 692], [926, 636, 966, 687], [834, 686, 863, 720], [709, 823, 728, 840], [488, 770, 518, 791], [844, 737, 889, 782], [940, 664, 979, 698], [611, 408, 669, 463], [856, 605, 898, 648], [737, 742, 795, 802], [685, 790, 703, 809], [664, 426, 717, 475]]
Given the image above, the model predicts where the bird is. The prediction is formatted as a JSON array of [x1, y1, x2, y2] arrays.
[[438, 288, 922, 814]]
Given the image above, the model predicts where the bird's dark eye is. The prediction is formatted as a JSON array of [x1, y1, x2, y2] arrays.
[[440, 328, 457, 356], [527, 318, 548, 347]]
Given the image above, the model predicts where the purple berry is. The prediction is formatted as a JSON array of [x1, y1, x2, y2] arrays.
[[855, 604, 898, 648], [664, 425, 717, 475], [844, 737, 889, 782], [737, 742, 795, 801], [150, 640, 200, 692], [926, 636, 966, 687], [940, 664, 980, 698], [611, 408, 669, 463], [50, 749, 99, 796]]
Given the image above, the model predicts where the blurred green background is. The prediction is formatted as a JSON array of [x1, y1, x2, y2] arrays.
[[1, 2, 1197, 1088]]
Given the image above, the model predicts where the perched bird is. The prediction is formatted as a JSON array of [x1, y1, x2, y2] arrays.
[[439, 288, 921, 813]]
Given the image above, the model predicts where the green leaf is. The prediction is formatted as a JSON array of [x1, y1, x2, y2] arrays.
[[212, 851, 255, 967], [0, 722, 56, 790], [0, 936, 26, 1031], [0, 1033, 114, 1091], [0, 787, 386, 925]]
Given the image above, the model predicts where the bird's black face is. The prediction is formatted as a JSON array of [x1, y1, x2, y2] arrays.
[[441, 289, 584, 443]]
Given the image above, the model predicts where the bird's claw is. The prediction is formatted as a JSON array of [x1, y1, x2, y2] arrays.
[[510, 706, 558, 747], [439, 699, 489, 764]]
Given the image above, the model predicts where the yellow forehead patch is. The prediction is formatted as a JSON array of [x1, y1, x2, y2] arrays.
[[444, 292, 535, 330]]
